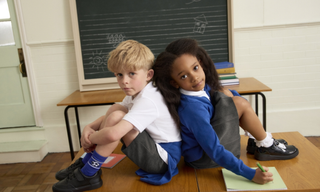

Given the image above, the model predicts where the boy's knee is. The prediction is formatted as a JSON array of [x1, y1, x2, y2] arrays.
[[106, 111, 126, 126]]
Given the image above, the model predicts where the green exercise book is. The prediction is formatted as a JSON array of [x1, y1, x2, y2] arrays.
[[222, 167, 287, 191]]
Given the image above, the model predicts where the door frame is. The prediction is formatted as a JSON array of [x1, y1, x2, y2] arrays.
[[13, 0, 42, 126]]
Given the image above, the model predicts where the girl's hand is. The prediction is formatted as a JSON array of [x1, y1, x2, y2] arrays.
[[252, 166, 273, 184]]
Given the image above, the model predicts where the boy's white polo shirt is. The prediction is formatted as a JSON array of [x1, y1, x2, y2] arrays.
[[120, 82, 181, 164]]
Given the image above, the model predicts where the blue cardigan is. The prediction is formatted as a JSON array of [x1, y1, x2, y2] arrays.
[[178, 85, 255, 180]]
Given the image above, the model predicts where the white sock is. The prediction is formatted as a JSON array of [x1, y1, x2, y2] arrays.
[[245, 131, 255, 139], [255, 132, 274, 147]]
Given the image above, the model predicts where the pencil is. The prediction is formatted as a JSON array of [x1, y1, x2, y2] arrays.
[[256, 162, 266, 172]]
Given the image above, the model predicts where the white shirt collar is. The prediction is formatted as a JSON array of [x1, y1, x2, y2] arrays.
[[180, 88, 210, 101]]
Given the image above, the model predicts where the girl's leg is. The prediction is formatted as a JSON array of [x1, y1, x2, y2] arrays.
[[232, 96, 298, 161], [232, 96, 267, 141]]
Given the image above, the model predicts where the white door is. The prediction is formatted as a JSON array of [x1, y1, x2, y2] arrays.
[[0, 0, 35, 128]]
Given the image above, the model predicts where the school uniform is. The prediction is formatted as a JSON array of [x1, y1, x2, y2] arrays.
[[178, 84, 255, 180], [120, 82, 182, 185]]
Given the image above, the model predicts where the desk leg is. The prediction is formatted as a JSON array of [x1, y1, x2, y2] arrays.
[[257, 92, 267, 131], [255, 94, 258, 116], [75, 107, 81, 148], [64, 106, 75, 160]]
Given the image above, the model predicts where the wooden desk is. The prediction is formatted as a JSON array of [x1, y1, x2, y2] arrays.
[[57, 77, 271, 160], [197, 132, 320, 192], [70, 132, 320, 192]]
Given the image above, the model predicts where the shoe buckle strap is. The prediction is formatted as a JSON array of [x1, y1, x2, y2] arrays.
[[74, 169, 85, 181], [276, 142, 287, 151]]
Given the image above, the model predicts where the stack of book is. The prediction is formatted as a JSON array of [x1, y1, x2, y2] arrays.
[[214, 61, 239, 86]]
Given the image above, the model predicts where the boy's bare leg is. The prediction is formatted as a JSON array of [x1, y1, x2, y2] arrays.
[[94, 109, 127, 157], [95, 141, 120, 157], [122, 129, 140, 147], [93, 106, 139, 157], [232, 96, 267, 141], [81, 104, 128, 153], [100, 104, 140, 148], [93, 124, 140, 157], [99, 104, 128, 130]]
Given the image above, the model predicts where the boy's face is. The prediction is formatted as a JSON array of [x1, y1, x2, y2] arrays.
[[170, 54, 206, 92], [114, 68, 154, 98]]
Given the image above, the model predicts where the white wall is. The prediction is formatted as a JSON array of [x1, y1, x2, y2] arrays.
[[233, 0, 320, 136], [233, 0, 320, 28], [18, 0, 320, 152]]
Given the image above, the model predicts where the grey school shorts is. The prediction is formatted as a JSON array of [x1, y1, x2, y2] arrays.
[[121, 131, 168, 174]]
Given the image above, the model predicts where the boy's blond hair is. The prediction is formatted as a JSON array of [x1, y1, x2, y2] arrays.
[[107, 40, 154, 72]]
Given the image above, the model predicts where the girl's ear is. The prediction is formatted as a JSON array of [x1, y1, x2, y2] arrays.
[[170, 80, 179, 89], [146, 69, 154, 81]]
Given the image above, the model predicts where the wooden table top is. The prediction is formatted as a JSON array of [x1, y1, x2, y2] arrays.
[[57, 77, 271, 106], [197, 132, 320, 192], [226, 77, 272, 94], [70, 132, 320, 192], [57, 88, 126, 106]]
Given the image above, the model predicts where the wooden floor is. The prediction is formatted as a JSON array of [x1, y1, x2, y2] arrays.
[[1, 136, 320, 192]]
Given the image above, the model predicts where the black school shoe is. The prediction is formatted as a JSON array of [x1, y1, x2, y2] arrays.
[[246, 138, 288, 154], [52, 168, 103, 192], [55, 158, 103, 181], [55, 158, 85, 180], [254, 140, 299, 161]]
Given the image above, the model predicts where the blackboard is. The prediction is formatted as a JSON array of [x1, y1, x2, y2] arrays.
[[74, 0, 231, 80]]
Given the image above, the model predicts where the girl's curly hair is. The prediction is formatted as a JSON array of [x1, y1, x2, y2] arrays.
[[152, 38, 222, 127]]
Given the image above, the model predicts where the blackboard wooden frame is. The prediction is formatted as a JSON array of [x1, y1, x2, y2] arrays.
[[69, 0, 234, 91]]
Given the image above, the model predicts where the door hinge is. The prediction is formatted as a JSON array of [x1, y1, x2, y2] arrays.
[[18, 48, 27, 77]]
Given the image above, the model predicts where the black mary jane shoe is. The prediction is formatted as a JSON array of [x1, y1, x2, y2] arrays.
[[246, 138, 288, 154], [254, 140, 299, 161]]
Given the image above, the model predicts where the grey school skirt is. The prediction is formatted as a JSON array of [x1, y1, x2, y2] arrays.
[[186, 91, 241, 169]]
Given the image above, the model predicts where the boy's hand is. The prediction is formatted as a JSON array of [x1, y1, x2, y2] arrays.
[[83, 144, 96, 153], [252, 166, 273, 184], [81, 126, 95, 152]]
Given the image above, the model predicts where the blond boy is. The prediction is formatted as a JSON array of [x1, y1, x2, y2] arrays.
[[52, 40, 181, 192]]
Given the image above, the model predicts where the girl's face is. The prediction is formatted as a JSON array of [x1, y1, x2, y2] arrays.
[[170, 54, 206, 91]]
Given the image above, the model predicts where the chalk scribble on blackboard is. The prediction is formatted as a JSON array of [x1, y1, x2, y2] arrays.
[[193, 14, 208, 34], [107, 34, 126, 48], [89, 50, 107, 71], [186, 0, 201, 5]]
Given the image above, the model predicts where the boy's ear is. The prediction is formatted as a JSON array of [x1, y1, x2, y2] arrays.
[[170, 80, 179, 89], [146, 69, 154, 81]]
